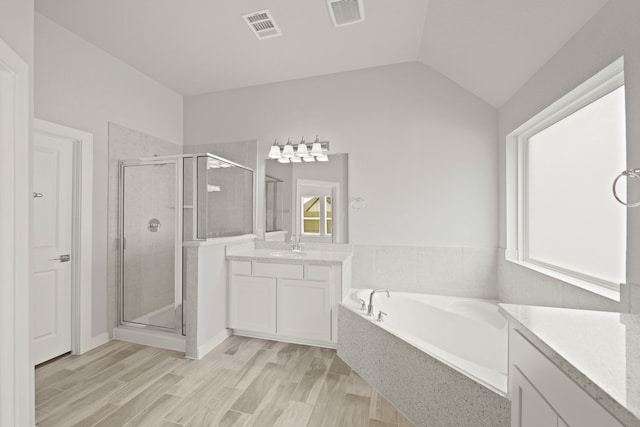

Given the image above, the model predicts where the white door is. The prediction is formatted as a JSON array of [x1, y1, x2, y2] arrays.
[[32, 132, 73, 365]]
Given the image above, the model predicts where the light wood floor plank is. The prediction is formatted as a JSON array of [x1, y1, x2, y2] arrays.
[[340, 393, 371, 427], [71, 403, 119, 427], [291, 357, 329, 404], [219, 409, 251, 427], [273, 401, 314, 427], [230, 362, 284, 415], [163, 368, 237, 425], [108, 356, 182, 406], [183, 386, 244, 427], [122, 393, 182, 427], [246, 380, 298, 427], [34, 337, 417, 427], [370, 391, 399, 424], [37, 380, 126, 427], [306, 372, 348, 427], [95, 373, 183, 427]]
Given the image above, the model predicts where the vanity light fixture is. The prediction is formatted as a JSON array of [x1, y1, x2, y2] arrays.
[[268, 136, 330, 163]]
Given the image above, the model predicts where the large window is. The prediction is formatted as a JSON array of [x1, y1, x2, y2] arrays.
[[505, 58, 626, 300]]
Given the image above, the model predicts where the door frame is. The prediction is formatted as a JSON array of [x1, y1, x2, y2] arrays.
[[34, 119, 95, 355], [0, 37, 31, 427], [118, 158, 184, 334]]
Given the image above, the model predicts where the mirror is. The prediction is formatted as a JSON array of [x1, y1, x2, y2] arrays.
[[265, 153, 348, 243]]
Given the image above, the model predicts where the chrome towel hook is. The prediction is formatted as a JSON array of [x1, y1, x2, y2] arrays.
[[612, 169, 640, 207]]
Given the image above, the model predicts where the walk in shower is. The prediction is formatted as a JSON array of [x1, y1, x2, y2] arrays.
[[117, 153, 254, 344]]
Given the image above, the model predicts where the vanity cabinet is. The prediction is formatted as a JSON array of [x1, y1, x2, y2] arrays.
[[227, 257, 348, 347], [509, 327, 622, 427]]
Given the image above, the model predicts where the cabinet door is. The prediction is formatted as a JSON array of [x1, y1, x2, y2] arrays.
[[228, 276, 276, 333], [511, 367, 558, 427], [278, 279, 331, 341]]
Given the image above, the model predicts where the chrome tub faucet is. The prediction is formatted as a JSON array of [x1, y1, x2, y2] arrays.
[[368, 289, 390, 316]]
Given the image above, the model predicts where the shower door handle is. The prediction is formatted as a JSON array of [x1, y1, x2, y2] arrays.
[[49, 254, 71, 262]]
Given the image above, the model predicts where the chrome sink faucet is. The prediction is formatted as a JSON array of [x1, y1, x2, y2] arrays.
[[368, 289, 390, 316], [290, 234, 303, 253]]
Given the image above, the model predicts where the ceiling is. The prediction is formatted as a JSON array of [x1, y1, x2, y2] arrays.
[[35, 0, 610, 108]]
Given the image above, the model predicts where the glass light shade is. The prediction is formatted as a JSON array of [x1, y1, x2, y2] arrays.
[[302, 155, 315, 162], [296, 143, 309, 157], [268, 144, 281, 159], [282, 144, 295, 158], [310, 142, 323, 156], [277, 157, 290, 163], [316, 154, 329, 162], [290, 156, 302, 163]]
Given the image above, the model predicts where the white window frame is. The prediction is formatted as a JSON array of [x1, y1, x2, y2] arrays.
[[505, 57, 625, 301]]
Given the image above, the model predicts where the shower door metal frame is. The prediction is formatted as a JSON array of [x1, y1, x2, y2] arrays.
[[118, 157, 184, 334]]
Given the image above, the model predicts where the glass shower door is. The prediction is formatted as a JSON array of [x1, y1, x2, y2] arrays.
[[120, 161, 182, 333]]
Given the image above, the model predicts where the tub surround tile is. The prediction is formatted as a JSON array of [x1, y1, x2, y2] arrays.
[[352, 245, 376, 287], [353, 245, 499, 299], [417, 247, 463, 290], [500, 304, 640, 426], [338, 305, 510, 427], [374, 246, 418, 289]]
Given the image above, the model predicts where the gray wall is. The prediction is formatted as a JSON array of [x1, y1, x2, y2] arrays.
[[185, 61, 499, 249], [498, 0, 640, 312]]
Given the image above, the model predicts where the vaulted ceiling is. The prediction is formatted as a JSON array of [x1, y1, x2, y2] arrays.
[[35, 0, 610, 107]]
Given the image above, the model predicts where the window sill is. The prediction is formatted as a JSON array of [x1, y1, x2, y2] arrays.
[[505, 256, 621, 302]]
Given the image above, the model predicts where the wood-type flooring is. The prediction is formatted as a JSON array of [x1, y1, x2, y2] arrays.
[[35, 336, 416, 427]]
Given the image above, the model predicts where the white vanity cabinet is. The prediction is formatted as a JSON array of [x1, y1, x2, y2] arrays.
[[509, 327, 622, 427], [227, 257, 348, 347]]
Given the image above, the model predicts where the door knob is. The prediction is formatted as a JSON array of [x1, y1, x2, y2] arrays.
[[49, 254, 71, 262]]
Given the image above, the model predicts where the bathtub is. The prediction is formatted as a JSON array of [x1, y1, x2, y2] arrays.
[[338, 289, 510, 427]]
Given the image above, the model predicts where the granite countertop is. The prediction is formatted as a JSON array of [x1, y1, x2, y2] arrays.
[[226, 242, 353, 265], [499, 304, 640, 426]]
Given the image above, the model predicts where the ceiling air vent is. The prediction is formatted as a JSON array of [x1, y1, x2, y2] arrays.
[[327, 0, 365, 27], [242, 9, 282, 40]]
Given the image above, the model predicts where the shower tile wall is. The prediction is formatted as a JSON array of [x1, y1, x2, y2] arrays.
[[352, 245, 498, 299], [107, 123, 182, 332]]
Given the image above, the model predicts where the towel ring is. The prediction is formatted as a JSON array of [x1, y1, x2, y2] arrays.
[[612, 169, 640, 207]]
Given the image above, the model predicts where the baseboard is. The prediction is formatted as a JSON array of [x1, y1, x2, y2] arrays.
[[231, 329, 337, 349], [113, 326, 186, 352], [194, 329, 232, 359]]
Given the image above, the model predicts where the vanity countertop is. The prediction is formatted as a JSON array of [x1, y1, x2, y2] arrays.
[[499, 304, 640, 426], [226, 245, 352, 265]]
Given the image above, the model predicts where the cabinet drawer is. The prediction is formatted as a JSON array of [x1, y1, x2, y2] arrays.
[[253, 262, 303, 279], [230, 260, 251, 276], [510, 328, 622, 427], [305, 265, 330, 281]]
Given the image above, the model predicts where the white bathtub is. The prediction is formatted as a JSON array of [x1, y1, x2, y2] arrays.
[[343, 289, 508, 395]]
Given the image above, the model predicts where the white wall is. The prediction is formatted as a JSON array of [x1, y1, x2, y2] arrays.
[[34, 13, 184, 338], [498, 0, 640, 312], [185, 62, 498, 249]]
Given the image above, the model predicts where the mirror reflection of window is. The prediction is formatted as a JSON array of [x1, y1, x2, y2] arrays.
[[302, 196, 332, 237]]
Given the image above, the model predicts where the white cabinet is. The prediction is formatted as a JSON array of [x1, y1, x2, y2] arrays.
[[511, 367, 560, 427], [278, 279, 331, 341], [228, 259, 347, 346], [228, 276, 276, 334], [509, 327, 622, 427]]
